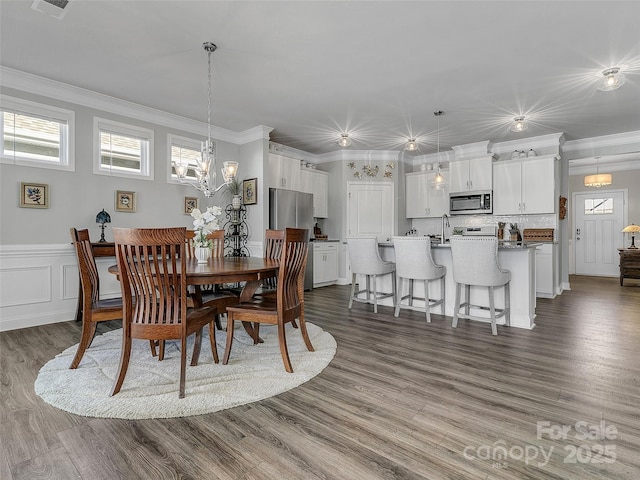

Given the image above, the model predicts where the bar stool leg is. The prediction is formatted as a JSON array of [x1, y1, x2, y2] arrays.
[[424, 279, 431, 323], [505, 283, 511, 327], [440, 276, 446, 315], [372, 274, 378, 313], [391, 272, 397, 308], [349, 273, 357, 309], [453, 282, 461, 328], [394, 276, 403, 317], [366, 275, 371, 302], [488, 286, 497, 336], [464, 285, 471, 316], [409, 279, 414, 307]]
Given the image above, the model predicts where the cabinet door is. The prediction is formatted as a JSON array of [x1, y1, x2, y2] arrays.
[[493, 162, 521, 215], [280, 156, 301, 191], [469, 156, 493, 191], [449, 160, 468, 193], [300, 169, 312, 194], [313, 171, 329, 218], [405, 172, 430, 218], [522, 157, 555, 214], [427, 171, 449, 217], [535, 243, 554, 297]]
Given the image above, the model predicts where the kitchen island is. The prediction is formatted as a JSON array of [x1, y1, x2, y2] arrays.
[[362, 242, 537, 330]]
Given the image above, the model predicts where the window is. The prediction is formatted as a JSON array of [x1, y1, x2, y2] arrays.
[[94, 117, 153, 180], [167, 134, 205, 184], [584, 198, 614, 215], [0, 95, 75, 171]]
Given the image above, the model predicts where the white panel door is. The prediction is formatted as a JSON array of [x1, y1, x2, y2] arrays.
[[347, 182, 394, 242], [574, 191, 624, 276]]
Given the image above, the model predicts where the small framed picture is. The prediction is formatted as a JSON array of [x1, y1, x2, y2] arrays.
[[19, 182, 49, 209], [115, 190, 136, 212], [243, 178, 258, 205], [184, 196, 199, 215]]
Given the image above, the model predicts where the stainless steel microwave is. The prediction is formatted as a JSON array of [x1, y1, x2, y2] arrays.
[[449, 191, 492, 215]]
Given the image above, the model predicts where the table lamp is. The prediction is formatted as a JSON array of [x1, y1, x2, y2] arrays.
[[96, 209, 111, 243], [622, 224, 640, 249]]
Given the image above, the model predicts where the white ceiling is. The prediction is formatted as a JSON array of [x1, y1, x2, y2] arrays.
[[1, 1, 639, 156]]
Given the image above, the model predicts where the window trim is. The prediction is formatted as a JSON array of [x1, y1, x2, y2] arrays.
[[167, 133, 204, 186], [0, 94, 75, 171], [93, 117, 154, 180]]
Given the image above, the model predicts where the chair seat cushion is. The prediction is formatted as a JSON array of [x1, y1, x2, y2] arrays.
[[93, 297, 123, 312]]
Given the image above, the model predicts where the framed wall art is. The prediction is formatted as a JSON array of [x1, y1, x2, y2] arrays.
[[19, 182, 49, 209], [184, 196, 199, 215], [115, 190, 136, 212], [242, 178, 257, 205]]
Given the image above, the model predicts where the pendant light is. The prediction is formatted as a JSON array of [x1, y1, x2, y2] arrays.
[[431, 110, 447, 190], [172, 42, 238, 197], [584, 156, 612, 188]]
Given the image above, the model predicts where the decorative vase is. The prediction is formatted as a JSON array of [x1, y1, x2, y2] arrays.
[[232, 194, 242, 210], [194, 246, 211, 264]]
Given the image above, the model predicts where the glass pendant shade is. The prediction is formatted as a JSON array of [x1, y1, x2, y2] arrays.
[[598, 67, 625, 91], [337, 134, 352, 148], [510, 116, 527, 132]]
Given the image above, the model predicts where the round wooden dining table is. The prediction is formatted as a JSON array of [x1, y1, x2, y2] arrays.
[[108, 256, 279, 340]]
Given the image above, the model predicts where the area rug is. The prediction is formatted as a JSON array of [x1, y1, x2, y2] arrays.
[[35, 322, 336, 419]]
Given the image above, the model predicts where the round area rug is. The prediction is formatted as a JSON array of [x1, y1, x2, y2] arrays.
[[35, 322, 336, 419]]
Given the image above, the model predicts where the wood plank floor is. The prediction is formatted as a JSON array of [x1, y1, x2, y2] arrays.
[[1, 275, 639, 479]]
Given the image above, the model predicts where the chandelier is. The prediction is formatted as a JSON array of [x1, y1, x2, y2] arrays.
[[173, 42, 238, 197]]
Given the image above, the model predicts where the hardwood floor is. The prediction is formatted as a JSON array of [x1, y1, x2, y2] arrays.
[[1, 275, 639, 479]]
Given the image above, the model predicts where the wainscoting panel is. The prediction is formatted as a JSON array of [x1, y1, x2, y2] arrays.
[[0, 244, 78, 331]]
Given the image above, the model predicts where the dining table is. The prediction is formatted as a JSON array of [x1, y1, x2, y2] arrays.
[[108, 256, 280, 340]]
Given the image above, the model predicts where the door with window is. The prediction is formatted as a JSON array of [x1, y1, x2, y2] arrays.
[[574, 191, 625, 276]]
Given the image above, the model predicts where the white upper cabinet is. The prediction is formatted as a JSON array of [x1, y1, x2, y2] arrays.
[[405, 171, 449, 218], [268, 154, 301, 191], [449, 156, 493, 193], [300, 169, 329, 218], [493, 155, 557, 215]]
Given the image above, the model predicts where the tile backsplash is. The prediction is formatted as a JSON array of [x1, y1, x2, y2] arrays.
[[412, 214, 557, 239]]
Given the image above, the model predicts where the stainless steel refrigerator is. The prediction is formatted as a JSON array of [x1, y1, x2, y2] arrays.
[[269, 188, 314, 290]]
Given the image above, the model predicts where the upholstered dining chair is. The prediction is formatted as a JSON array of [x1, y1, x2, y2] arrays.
[[69, 228, 129, 369], [111, 227, 219, 398], [449, 236, 511, 336], [346, 236, 396, 314], [223, 228, 313, 373], [392, 236, 446, 322]]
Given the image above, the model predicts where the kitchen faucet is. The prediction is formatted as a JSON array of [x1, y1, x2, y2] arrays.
[[441, 213, 450, 244]]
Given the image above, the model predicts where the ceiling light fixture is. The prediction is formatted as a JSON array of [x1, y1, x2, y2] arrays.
[[510, 116, 527, 133], [584, 156, 612, 188], [597, 67, 625, 91], [622, 224, 640, 249], [405, 138, 418, 152], [173, 42, 238, 197], [337, 133, 352, 148], [431, 110, 447, 190]]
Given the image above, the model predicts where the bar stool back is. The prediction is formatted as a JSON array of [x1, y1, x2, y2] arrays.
[[347, 237, 396, 313], [449, 236, 510, 335], [392, 236, 446, 322]]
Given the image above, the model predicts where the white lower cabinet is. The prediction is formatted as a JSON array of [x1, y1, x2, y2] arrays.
[[313, 242, 338, 287], [535, 243, 556, 298]]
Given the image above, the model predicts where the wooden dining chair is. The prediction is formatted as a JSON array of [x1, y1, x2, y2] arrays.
[[111, 227, 219, 398], [223, 228, 314, 373], [69, 228, 126, 369]]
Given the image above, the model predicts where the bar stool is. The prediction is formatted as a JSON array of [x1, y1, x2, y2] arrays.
[[347, 237, 396, 313], [449, 236, 510, 335], [392, 236, 446, 322]]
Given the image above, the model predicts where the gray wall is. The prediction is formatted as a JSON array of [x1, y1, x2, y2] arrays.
[[0, 87, 242, 245]]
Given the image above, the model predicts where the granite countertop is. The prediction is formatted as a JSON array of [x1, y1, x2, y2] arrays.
[[311, 238, 340, 242], [378, 239, 540, 250]]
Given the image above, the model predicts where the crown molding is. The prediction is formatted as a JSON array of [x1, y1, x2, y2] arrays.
[[0, 66, 270, 146], [563, 131, 640, 160], [451, 140, 493, 159]]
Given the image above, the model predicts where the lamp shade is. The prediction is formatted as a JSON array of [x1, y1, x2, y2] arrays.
[[622, 224, 640, 234], [96, 209, 111, 224], [584, 173, 612, 188]]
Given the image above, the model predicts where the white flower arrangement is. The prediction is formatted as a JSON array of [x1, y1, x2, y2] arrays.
[[190, 206, 223, 248]]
